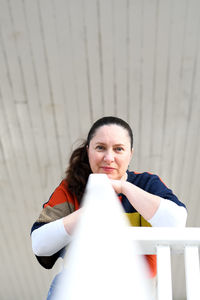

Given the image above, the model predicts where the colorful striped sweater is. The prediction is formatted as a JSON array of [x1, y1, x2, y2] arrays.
[[31, 171, 186, 277]]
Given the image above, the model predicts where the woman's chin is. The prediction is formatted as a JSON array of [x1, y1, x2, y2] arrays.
[[104, 173, 119, 180], [92, 171, 119, 180]]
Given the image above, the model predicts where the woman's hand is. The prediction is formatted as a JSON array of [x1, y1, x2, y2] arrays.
[[110, 179, 124, 194], [110, 179, 161, 221]]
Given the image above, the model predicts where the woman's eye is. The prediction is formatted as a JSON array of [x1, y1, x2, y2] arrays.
[[96, 145, 104, 150], [115, 147, 123, 152]]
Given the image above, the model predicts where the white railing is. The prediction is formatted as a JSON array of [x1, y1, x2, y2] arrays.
[[55, 175, 200, 300], [127, 227, 200, 300]]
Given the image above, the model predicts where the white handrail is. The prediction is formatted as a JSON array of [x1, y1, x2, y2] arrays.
[[126, 227, 200, 254], [127, 227, 200, 300]]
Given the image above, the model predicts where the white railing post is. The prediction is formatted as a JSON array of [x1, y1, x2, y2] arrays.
[[157, 245, 172, 300], [128, 227, 200, 300], [185, 246, 200, 300]]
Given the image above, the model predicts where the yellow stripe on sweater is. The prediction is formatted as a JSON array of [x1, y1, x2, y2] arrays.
[[125, 212, 151, 227]]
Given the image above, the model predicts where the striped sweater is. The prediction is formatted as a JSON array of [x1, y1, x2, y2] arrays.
[[31, 170, 186, 277]]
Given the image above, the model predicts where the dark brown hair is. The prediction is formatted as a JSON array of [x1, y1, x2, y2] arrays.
[[65, 116, 133, 203]]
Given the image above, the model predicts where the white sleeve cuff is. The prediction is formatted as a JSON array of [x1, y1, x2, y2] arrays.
[[31, 218, 72, 256], [148, 199, 187, 227]]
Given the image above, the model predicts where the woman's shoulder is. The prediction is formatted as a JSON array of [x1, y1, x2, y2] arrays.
[[42, 179, 79, 209], [127, 170, 159, 181], [127, 170, 167, 191]]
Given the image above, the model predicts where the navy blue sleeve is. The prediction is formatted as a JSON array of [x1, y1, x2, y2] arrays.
[[146, 174, 186, 208], [34, 247, 66, 269], [128, 171, 186, 209], [31, 222, 46, 233]]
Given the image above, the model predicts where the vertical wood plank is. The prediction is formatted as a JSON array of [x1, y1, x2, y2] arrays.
[[171, 0, 200, 197], [113, 0, 128, 120], [150, 0, 172, 174], [128, 0, 143, 170], [180, 0, 200, 225], [159, 0, 187, 181], [38, 0, 71, 168], [140, 0, 157, 171], [24, 0, 64, 188], [53, 0, 81, 144], [84, 0, 103, 121], [98, 0, 115, 116], [68, 0, 92, 136]]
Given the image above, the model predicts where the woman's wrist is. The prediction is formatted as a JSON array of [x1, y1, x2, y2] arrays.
[[121, 180, 130, 196]]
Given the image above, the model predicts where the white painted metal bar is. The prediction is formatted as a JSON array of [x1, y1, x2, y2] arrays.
[[185, 246, 200, 300], [157, 246, 172, 300], [126, 227, 200, 254]]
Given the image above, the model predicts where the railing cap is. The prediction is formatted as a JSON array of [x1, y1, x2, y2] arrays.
[[127, 227, 200, 254]]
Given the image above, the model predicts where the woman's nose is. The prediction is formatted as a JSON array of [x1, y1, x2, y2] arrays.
[[104, 151, 114, 163]]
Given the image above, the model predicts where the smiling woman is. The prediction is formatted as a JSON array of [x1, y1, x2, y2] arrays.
[[31, 116, 187, 299], [87, 124, 133, 180]]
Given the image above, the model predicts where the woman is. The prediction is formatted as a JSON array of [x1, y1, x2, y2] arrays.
[[31, 116, 187, 298]]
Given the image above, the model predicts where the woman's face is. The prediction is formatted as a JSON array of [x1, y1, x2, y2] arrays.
[[87, 124, 133, 180]]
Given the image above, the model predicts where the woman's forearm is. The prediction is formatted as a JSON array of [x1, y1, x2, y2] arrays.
[[62, 209, 82, 235], [121, 181, 161, 220], [31, 218, 72, 256], [32, 209, 82, 256], [111, 179, 187, 226]]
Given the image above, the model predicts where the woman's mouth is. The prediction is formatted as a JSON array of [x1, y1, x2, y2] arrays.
[[101, 166, 115, 173]]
